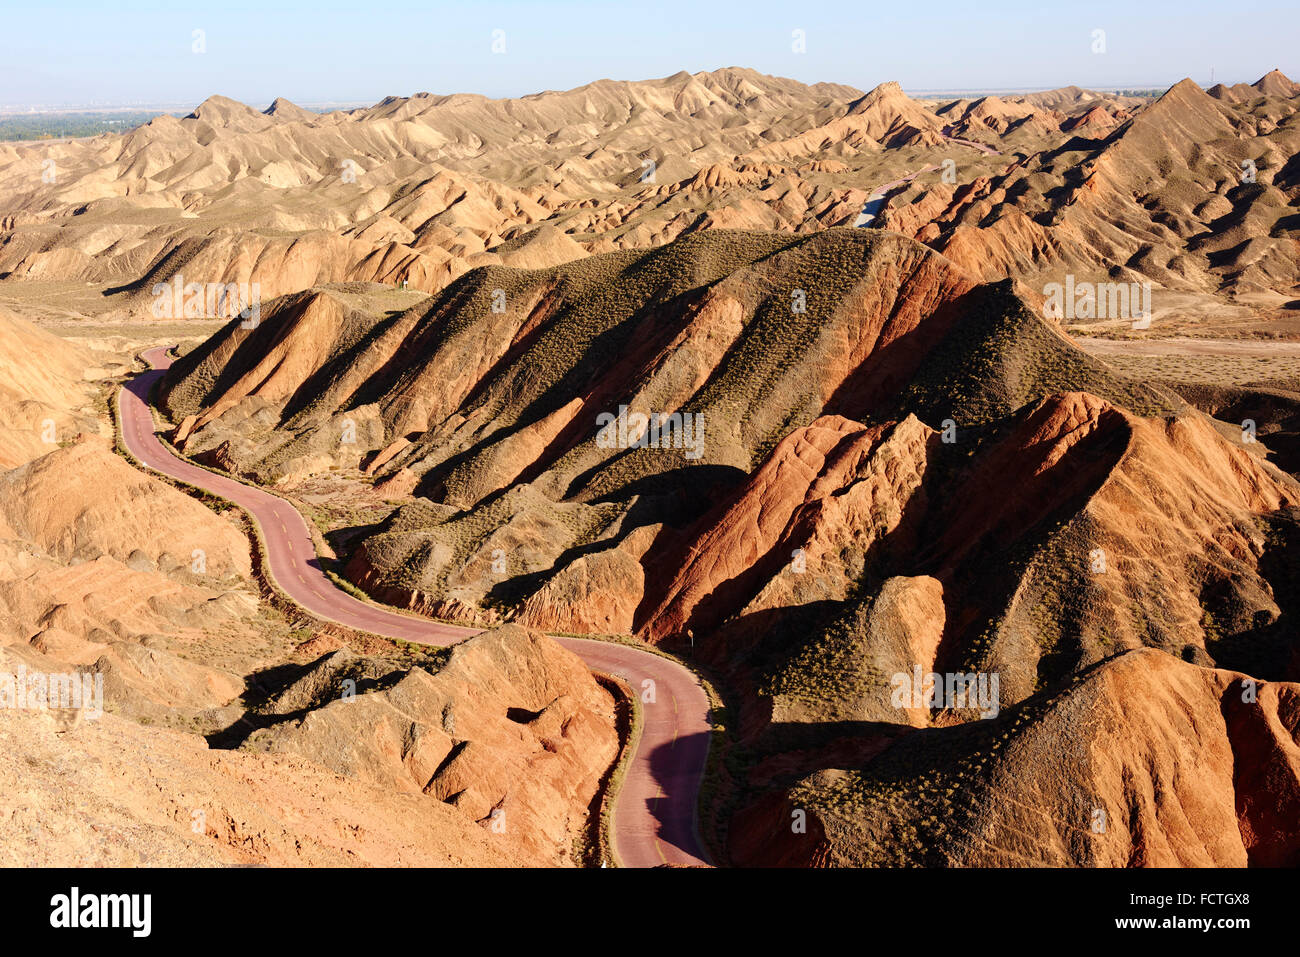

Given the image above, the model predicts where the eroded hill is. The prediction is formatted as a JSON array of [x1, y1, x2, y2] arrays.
[[0, 69, 1154, 316], [152, 215, 1300, 865]]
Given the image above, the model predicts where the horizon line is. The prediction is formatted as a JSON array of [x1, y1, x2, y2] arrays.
[[1, 66, 1289, 117]]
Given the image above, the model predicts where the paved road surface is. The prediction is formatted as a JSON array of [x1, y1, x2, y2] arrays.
[[940, 126, 1002, 156], [855, 133, 1001, 226], [119, 346, 712, 868], [855, 164, 940, 226]]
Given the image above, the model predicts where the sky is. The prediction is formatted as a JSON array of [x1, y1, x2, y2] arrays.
[[1, 0, 1296, 108]]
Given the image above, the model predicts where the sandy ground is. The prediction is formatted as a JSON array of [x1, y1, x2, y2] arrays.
[[1077, 336, 1300, 357]]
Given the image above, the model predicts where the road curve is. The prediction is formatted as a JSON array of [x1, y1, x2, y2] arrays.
[[855, 134, 1002, 227], [939, 128, 1002, 156], [119, 346, 712, 868], [855, 163, 941, 226]]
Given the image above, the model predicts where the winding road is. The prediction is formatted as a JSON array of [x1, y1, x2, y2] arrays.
[[119, 347, 712, 868], [855, 131, 1002, 227], [854, 163, 941, 226]]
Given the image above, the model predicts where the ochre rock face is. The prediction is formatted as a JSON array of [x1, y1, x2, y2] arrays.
[[691, 388, 1292, 675], [0, 705, 530, 867], [0, 435, 271, 722], [894, 78, 1300, 300], [245, 626, 618, 866], [0, 307, 105, 469], [518, 547, 646, 634], [731, 651, 1300, 868], [0, 440, 251, 580], [636, 414, 936, 643]]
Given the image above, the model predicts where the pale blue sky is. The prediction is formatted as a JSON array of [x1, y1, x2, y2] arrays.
[[2, 0, 1295, 107]]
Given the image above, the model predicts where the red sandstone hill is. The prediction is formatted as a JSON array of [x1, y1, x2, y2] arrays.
[[882, 71, 1300, 304], [158, 229, 1176, 627], [0, 69, 1174, 316], [154, 218, 1300, 866], [730, 649, 1300, 866]]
